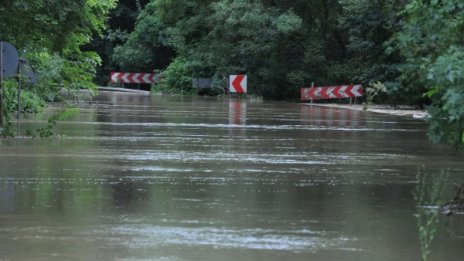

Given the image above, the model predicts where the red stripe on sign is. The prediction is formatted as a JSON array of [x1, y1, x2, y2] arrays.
[[321, 86, 331, 99], [137, 73, 144, 83], [232, 75, 245, 93], [308, 87, 318, 100], [129, 73, 137, 83], [333, 86, 343, 99], [345, 85, 354, 97]]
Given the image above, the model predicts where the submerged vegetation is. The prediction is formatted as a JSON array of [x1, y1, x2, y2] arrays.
[[414, 168, 450, 261]]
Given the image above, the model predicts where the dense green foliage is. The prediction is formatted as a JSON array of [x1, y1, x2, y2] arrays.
[[113, 1, 304, 97], [1, 0, 116, 89], [107, 0, 463, 147], [339, 0, 403, 104], [152, 57, 195, 95], [394, 0, 464, 148], [90, 0, 153, 84], [0, 0, 116, 133], [111, 0, 404, 99], [1, 0, 462, 147]]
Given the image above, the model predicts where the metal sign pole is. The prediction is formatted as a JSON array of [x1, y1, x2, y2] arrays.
[[0, 41, 4, 127], [0, 41, 20, 129], [17, 60, 22, 136], [310, 81, 314, 105]]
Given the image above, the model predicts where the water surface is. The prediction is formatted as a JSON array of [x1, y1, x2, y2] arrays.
[[1, 93, 463, 260]]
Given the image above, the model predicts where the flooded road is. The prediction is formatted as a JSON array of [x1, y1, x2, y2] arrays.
[[1, 92, 463, 260]]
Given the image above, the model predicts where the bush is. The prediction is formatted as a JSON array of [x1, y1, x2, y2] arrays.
[[153, 57, 195, 95]]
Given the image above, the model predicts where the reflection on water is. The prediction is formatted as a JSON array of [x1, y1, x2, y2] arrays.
[[229, 101, 247, 126], [1, 93, 464, 261]]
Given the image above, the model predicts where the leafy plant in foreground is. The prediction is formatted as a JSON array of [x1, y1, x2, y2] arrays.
[[414, 168, 450, 261], [394, 0, 464, 148]]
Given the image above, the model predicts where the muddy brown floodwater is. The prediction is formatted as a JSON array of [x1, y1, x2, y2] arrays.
[[1, 92, 463, 261]]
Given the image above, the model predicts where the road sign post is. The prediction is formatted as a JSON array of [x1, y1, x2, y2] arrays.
[[229, 75, 247, 94], [0, 41, 20, 126], [0, 42, 3, 126]]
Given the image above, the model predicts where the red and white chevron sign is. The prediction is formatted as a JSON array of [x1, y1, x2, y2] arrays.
[[229, 75, 247, 94], [110, 72, 161, 84], [300, 85, 364, 101]]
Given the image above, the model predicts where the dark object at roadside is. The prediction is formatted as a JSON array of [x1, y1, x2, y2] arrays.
[[192, 78, 212, 89], [439, 184, 464, 215], [0, 41, 19, 77]]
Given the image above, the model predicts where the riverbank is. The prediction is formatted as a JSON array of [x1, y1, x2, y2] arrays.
[[306, 103, 429, 119]]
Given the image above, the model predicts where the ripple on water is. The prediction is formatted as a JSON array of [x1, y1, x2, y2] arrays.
[[63, 121, 419, 132], [2, 224, 359, 254], [102, 225, 359, 252]]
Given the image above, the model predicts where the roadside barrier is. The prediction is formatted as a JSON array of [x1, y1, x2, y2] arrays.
[[110, 72, 161, 84], [301, 84, 363, 101]]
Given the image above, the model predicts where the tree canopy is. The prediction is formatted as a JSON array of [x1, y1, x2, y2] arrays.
[[110, 0, 405, 98], [0, 0, 116, 135], [393, 0, 464, 148], [0, 0, 116, 95], [0, 0, 462, 148], [107, 0, 462, 148]]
